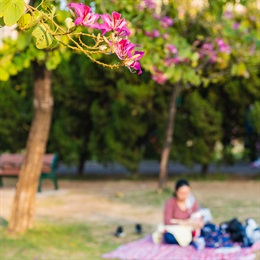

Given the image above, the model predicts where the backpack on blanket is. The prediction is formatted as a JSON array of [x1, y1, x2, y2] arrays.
[[220, 218, 249, 247], [201, 223, 233, 248]]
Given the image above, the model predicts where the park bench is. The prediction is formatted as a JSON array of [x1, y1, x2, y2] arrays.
[[0, 153, 58, 192]]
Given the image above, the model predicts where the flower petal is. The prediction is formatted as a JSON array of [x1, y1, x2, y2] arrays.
[[68, 3, 91, 18]]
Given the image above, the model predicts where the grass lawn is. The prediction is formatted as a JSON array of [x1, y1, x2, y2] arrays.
[[0, 178, 259, 259], [0, 223, 122, 260]]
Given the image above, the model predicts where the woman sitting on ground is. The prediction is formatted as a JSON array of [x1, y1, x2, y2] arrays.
[[164, 179, 204, 245]]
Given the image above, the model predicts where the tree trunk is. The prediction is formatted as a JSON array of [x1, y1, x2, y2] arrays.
[[201, 163, 209, 176], [77, 153, 85, 176], [158, 83, 181, 192], [77, 136, 88, 176], [8, 63, 53, 234], [77, 116, 91, 175]]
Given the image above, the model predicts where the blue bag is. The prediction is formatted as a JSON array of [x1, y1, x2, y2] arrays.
[[201, 223, 233, 248]]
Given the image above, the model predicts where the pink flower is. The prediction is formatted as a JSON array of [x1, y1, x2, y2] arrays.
[[216, 38, 231, 54], [223, 11, 233, 19], [210, 55, 217, 63], [125, 51, 144, 75], [151, 70, 168, 84], [115, 39, 135, 60], [164, 57, 181, 66], [68, 3, 99, 28], [173, 57, 181, 64], [232, 22, 240, 30], [198, 42, 217, 63], [115, 39, 144, 74], [139, 0, 156, 10], [153, 14, 161, 20], [202, 43, 214, 51], [99, 12, 130, 36], [145, 30, 160, 38], [160, 16, 174, 28], [167, 44, 178, 54], [163, 33, 169, 39], [127, 58, 143, 75]]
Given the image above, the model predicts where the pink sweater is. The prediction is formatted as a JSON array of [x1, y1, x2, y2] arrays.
[[164, 197, 199, 225]]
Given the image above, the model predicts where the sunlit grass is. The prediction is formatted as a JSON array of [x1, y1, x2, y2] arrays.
[[0, 223, 121, 260], [1, 179, 259, 259]]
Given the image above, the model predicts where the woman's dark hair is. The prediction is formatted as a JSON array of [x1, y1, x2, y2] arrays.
[[173, 179, 190, 197]]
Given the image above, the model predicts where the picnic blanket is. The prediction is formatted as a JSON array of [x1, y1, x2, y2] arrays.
[[102, 235, 260, 260]]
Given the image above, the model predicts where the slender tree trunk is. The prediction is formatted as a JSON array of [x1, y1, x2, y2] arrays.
[[77, 135, 88, 176], [158, 83, 181, 192], [8, 63, 53, 234], [201, 163, 209, 176], [77, 116, 91, 175], [77, 153, 86, 176]]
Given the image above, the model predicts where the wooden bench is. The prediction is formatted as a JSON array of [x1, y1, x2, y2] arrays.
[[0, 153, 58, 192]]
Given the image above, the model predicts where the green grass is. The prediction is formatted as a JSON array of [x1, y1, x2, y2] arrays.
[[111, 187, 172, 208], [1, 180, 259, 259], [110, 188, 260, 225], [0, 223, 121, 260]]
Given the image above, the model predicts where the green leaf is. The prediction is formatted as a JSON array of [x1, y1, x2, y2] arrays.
[[17, 13, 32, 30], [30, 11, 43, 27], [0, 17, 4, 27], [183, 68, 201, 86], [237, 62, 249, 78], [8, 63, 18, 75], [32, 24, 53, 49], [0, 67, 9, 81], [46, 50, 62, 70], [191, 52, 199, 61], [0, 0, 9, 17], [2, 0, 24, 26], [231, 64, 237, 76], [65, 18, 75, 31], [16, 32, 31, 50], [172, 67, 182, 83]]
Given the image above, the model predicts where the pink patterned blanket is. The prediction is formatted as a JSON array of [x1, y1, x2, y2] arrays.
[[102, 236, 260, 260]]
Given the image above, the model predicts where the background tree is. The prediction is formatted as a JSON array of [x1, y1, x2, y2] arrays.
[[49, 54, 152, 173], [95, 0, 259, 189], [0, 72, 33, 153]]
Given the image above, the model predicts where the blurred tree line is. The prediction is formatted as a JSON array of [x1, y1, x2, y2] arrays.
[[0, 0, 259, 176]]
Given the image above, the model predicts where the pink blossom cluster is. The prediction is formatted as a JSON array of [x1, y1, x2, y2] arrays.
[[151, 67, 168, 85], [139, 0, 157, 11], [199, 42, 217, 63], [232, 22, 240, 30], [160, 16, 174, 28], [215, 38, 231, 54], [164, 44, 181, 66], [153, 14, 174, 29], [152, 45, 191, 84], [145, 30, 160, 38], [68, 3, 144, 74], [151, 44, 190, 84], [223, 11, 234, 20], [195, 38, 231, 63], [145, 30, 169, 40]]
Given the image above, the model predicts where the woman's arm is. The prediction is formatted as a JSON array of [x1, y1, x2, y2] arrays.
[[164, 199, 174, 225]]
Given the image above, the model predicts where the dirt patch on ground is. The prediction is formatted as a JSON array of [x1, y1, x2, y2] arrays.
[[1, 179, 259, 227], [0, 180, 162, 227]]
